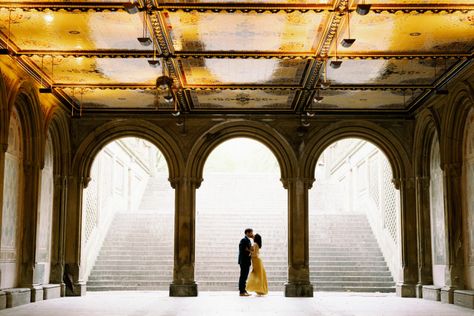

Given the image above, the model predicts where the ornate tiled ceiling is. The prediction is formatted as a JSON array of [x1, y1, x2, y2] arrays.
[[0, 0, 473, 114]]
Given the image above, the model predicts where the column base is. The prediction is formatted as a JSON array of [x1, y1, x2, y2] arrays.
[[0, 291, 6, 310], [66, 282, 86, 296], [422, 285, 441, 301], [31, 285, 44, 302], [169, 283, 198, 297], [43, 284, 62, 300], [284, 283, 313, 297], [396, 283, 416, 297], [415, 284, 423, 298], [441, 286, 455, 304]]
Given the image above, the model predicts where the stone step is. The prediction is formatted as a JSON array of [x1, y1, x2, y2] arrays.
[[313, 286, 395, 293], [87, 286, 169, 291], [96, 255, 174, 260], [311, 281, 395, 287], [312, 276, 394, 282], [311, 271, 392, 277], [88, 275, 173, 281]]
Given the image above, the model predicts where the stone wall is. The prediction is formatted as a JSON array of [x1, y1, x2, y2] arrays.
[[429, 135, 446, 287], [463, 109, 474, 289], [0, 109, 22, 288]]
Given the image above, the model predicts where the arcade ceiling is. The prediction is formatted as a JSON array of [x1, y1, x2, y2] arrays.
[[0, 1, 473, 114]]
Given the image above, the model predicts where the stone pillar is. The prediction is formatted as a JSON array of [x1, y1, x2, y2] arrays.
[[395, 177, 418, 297], [50, 175, 68, 295], [415, 176, 433, 297], [440, 162, 464, 303], [169, 177, 199, 297], [0, 143, 7, 287], [283, 177, 314, 297], [19, 161, 43, 300], [63, 175, 87, 296]]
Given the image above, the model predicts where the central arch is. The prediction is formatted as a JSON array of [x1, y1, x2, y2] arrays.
[[187, 120, 297, 184]]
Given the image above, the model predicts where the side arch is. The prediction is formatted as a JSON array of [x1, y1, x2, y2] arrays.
[[186, 120, 298, 184], [301, 121, 412, 185], [72, 119, 184, 185]]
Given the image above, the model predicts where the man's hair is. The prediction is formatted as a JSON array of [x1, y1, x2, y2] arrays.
[[244, 228, 253, 235]]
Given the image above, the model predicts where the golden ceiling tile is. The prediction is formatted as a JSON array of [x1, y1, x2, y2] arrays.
[[333, 12, 474, 54], [62, 88, 169, 109], [190, 89, 295, 109], [0, 9, 146, 50], [163, 0, 332, 3], [368, 0, 471, 4], [311, 89, 422, 109], [180, 58, 308, 85], [29, 56, 163, 84], [163, 11, 328, 52], [325, 59, 458, 85]]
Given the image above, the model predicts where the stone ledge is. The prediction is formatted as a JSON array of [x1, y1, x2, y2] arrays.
[[396, 283, 416, 298], [43, 284, 61, 300], [4, 288, 31, 308], [0, 291, 6, 310], [422, 285, 442, 301], [454, 290, 474, 309], [441, 287, 455, 304]]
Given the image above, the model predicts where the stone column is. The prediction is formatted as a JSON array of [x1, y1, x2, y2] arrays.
[[19, 161, 43, 301], [0, 143, 7, 287], [395, 177, 418, 297], [440, 162, 464, 303], [169, 177, 199, 296], [283, 177, 314, 297], [50, 175, 68, 295], [415, 176, 433, 297], [63, 175, 87, 296]]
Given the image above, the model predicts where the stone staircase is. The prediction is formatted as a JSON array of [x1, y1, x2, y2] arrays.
[[87, 212, 174, 291], [310, 214, 395, 292], [87, 173, 394, 293]]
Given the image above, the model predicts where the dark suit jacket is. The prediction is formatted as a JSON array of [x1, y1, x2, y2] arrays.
[[238, 236, 252, 266]]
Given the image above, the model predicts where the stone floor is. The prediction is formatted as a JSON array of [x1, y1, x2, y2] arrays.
[[1, 292, 473, 316]]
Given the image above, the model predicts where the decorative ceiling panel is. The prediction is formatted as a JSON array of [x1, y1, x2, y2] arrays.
[[368, 0, 470, 4], [29, 56, 163, 84], [162, 0, 332, 3], [62, 88, 171, 109], [0, 9, 146, 50], [325, 58, 459, 85], [310, 89, 424, 110], [180, 58, 309, 86], [189, 89, 296, 109], [333, 12, 474, 55], [163, 11, 328, 52]]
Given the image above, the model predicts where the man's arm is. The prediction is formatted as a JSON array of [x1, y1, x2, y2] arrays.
[[239, 239, 250, 254]]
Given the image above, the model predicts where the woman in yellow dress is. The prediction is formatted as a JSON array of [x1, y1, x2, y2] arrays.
[[246, 234, 268, 296]]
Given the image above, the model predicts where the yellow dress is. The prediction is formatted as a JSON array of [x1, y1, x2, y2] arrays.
[[246, 244, 268, 295]]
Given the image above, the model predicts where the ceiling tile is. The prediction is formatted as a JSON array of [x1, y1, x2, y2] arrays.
[[324, 58, 459, 85], [180, 58, 309, 86], [310, 89, 424, 110], [163, 10, 329, 52], [333, 11, 474, 55], [190, 89, 296, 109], [0, 9, 147, 50], [29, 56, 163, 84], [62, 88, 171, 109]]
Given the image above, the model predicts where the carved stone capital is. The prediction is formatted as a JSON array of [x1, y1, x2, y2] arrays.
[[392, 177, 415, 190], [281, 177, 314, 190], [415, 176, 431, 190], [442, 162, 462, 178], [169, 176, 203, 189]]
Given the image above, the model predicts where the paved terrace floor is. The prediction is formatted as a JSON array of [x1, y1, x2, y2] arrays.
[[0, 292, 472, 316]]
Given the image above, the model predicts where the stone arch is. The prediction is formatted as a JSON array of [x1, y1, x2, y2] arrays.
[[441, 83, 474, 166], [72, 119, 184, 186], [187, 120, 297, 184], [301, 121, 411, 186], [10, 82, 46, 167]]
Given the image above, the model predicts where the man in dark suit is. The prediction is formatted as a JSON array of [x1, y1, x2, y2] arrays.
[[238, 228, 254, 296]]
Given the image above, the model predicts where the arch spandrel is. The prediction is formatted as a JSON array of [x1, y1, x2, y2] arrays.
[[300, 121, 413, 188], [72, 119, 184, 187], [186, 120, 298, 186]]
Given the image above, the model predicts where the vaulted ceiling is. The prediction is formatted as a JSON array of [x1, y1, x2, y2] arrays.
[[0, 1, 473, 114]]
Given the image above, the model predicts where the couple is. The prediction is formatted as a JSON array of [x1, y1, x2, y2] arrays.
[[238, 228, 268, 296]]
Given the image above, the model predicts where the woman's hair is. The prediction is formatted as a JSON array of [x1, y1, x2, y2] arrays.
[[254, 234, 262, 249]]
